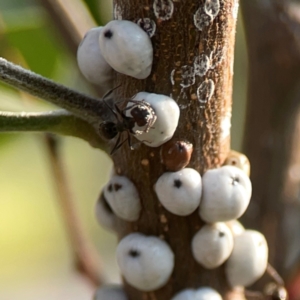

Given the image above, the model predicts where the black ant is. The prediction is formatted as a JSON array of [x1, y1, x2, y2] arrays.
[[99, 88, 157, 154]]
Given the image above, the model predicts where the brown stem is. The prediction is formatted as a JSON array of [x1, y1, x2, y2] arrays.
[[44, 134, 105, 287], [240, 0, 300, 289], [110, 0, 239, 299], [39, 0, 96, 57]]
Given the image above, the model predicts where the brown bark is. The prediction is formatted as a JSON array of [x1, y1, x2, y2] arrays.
[[109, 0, 239, 299], [241, 0, 300, 288]]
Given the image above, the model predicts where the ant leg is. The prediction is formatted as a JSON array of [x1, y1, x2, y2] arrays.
[[127, 99, 151, 108], [140, 139, 152, 144], [111, 133, 129, 154], [103, 99, 120, 120], [122, 104, 137, 112], [114, 103, 131, 121], [102, 84, 122, 100], [121, 100, 148, 112], [110, 133, 122, 154], [114, 103, 123, 115]]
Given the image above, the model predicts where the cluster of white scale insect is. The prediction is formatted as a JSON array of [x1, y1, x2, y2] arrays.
[[77, 14, 268, 300]]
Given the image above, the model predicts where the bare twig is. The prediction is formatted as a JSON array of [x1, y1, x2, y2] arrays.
[[39, 0, 97, 57], [0, 58, 112, 125], [267, 263, 285, 287], [0, 110, 107, 150], [44, 134, 105, 287]]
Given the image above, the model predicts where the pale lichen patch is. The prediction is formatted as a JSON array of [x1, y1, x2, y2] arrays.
[[204, 0, 220, 18], [194, 54, 211, 77], [194, 6, 213, 31], [197, 79, 215, 108], [194, 0, 220, 31], [137, 18, 157, 37], [153, 0, 174, 21], [180, 65, 195, 88]]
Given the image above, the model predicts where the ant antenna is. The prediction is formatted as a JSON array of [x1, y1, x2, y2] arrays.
[[102, 84, 122, 100]]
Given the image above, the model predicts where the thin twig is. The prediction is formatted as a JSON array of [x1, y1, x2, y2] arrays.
[[0, 57, 112, 125], [44, 134, 106, 287], [0, 110, 107, 150], [267, 263, 285, 286], [39, 0, 97, 57]]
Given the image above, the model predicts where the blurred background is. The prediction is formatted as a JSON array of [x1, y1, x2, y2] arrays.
[[0, 1, 247, 299]]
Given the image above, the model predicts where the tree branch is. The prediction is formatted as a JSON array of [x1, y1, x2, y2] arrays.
[[0, 58, 112, 125], [44, 134, 105, 287], [112, 1, 239, 299], [0, 110, 107, 150]]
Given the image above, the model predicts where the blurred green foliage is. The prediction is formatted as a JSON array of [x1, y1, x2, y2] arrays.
[[0, 1, 118, 299], [0, 0, 247, 299]]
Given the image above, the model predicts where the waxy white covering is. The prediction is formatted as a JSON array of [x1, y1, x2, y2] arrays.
[[155, 168, 202, 216], [116, 233, 174, 291], [225, 230, 268, 288], [95, 192, 117, 231], [77, 27, 113, 87], [104, 175, 141, 221], [191, 223, 234, 269], [99, 20, 153, 79], [171, 287, 222, 300], [226, 220, 245, 236], [199, 166, 252, 223]]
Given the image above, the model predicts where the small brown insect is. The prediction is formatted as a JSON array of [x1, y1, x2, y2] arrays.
[[160, 140, 193, 171]]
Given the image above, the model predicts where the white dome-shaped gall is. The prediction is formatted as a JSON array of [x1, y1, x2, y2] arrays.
[[128, 92, 180, 147], [99, 20, 153, 79], [226, 220, 245, 236], [225, 230, 268, 288], [155, 168, 202, 216], [116, 233, 174, 291], [199, 166, 252, 223], [171, 287, 222, 300], [77, 27, 113, 89], [95, 191, 117, 231], [191, 223, 234, 269], [104, 175, 141, 221]]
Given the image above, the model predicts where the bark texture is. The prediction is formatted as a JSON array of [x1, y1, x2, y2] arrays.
[[241, 1, 300, 292], [108, 0, 239, 299]]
